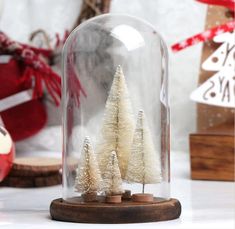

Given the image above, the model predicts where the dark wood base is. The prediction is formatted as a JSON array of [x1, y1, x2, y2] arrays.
[[0, 173, 61, 187], [81, 192, 97, 202], [50, 197, 181, 223]]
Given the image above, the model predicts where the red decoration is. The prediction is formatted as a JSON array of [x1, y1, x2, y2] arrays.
[[0, 31, 61, 105], [172, 21, 235, 52], [0, 31, 85, 141], [0, 31, 60, 141], [0, 126, 15, 182], [196, 0, 235, 11], [0, 58, 47, 141], [171, 0, 235, 52]]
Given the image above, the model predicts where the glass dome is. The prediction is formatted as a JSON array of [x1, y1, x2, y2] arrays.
[[62, 14, 169, 204]]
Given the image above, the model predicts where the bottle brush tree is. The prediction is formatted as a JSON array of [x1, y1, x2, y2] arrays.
[[96, 65, 134, 178], [75, 136, 103, 197], [103, 151, 123, 196], [125, 110, 162, 193]]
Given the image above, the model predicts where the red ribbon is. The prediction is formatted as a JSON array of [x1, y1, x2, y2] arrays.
[[171, 0, 235, 52], [172, 21, 235, 52], [0, 31, 61, 106]]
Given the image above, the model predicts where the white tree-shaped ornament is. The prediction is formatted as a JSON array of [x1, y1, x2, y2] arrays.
[[103, 151, 123, 195], [190, 31, 235, 108], [125, 110, 162, 195], [97, 65, 134, 178], [75, 136, 103, 201]]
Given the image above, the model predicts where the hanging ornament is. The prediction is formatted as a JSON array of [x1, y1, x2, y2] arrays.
[[0, 126, 15, 182], [190, 31, 235, 108]]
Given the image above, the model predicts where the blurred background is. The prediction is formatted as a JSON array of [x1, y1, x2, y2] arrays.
[[0, 0, 207, 153]]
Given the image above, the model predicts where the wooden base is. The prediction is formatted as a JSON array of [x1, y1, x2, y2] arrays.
[[0, 157, 62, 187], [0, 173, 61, 187], [50, 197, 181, 223], [11, 157, 62, 176], [132, 193, 153, 203], [190, 123, 234, 181], [106, 195, 122, 203]]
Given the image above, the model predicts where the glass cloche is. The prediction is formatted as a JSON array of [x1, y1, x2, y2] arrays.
[[50, 14, 181, 224]]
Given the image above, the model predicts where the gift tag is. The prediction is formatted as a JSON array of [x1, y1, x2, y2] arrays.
[[191, 31, 235, 108]]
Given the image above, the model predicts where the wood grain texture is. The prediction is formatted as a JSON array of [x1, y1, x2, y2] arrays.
[[11, 157, 62, 176], [0, 157, 62, 187], [190, 131, 234, 181], [50, 197, 181, 223], [0, 172, 62, 187]]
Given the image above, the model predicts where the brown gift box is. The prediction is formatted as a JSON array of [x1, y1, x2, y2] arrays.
[[189, 5, 234, 181]]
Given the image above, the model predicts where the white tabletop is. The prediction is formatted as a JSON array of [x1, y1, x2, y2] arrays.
[[0, 151, 234, 229]]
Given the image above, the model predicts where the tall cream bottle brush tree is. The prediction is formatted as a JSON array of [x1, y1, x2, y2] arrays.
[[125, 110, 162, 194], [96, 65, 135, 178], [75, 136, 103, 201]]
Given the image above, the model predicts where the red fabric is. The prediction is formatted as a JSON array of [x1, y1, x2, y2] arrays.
[[1, 101, 46, 141], [0, 58, 47, 141], [0, 31, 61, 106], [0, 31, 85, 141], [0, 58, 28, 97]]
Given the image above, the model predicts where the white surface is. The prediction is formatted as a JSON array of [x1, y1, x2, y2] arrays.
[[0, 151, 234, 229], [0, 0, 207, 152]]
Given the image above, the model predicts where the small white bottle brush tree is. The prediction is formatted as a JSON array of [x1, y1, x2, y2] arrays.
[[125, 110, 162, 193], [103, 151, 123, 196], [75, 137, 103, 197]]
